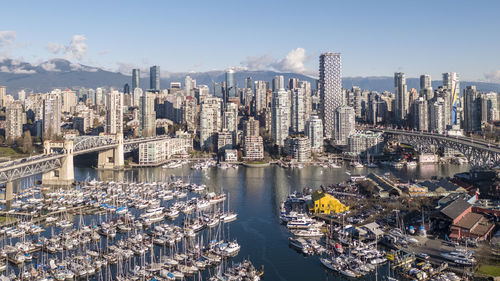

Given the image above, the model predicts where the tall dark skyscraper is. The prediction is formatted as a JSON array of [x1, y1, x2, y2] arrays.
[[132, 69, 140, 90], [150, 65, 160, 91], [225, 69, 237, 101], [244, 77, 252, 89], [394, 72, 408, 125], [319, 52, 342, 139], [123, 83, 130, 94]]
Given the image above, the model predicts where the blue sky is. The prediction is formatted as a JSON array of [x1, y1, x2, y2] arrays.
[[1, 0, 500, 81]]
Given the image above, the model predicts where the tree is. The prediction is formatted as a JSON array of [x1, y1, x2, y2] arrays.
[[22, 131, 33, 154]]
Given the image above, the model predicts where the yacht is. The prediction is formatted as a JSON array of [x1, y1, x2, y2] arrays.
[[293, 228, 324, 238], [221, 211, 237, 223], [287, 218, 315, 229]]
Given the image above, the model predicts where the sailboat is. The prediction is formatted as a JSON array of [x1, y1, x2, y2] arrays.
[[220, 193, 237, 223]]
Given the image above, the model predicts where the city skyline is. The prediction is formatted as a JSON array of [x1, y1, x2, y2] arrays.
[[0, 0, 499, 82]]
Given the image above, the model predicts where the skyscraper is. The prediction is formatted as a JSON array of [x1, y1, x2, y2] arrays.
[[305, 115, 324, 153], [42, 92, 62, 140], [225, 69, 237, 101], [429, 97, 446, 134], [394, 72, 408, 125], [291, 87, 306, 134], [413, 97, 428, 132], [123, 83, 130, 95], [132, 68, 140, 90], [213, 82, 224, 98], [271, 88, 289, 146], [443, 72, 460, 124], [272, 75, 285, 93], [463, 86, 482, 133], [319, 52, 342, 138], [288, 78, 298, 90], [185, 76, 194, 96], [140, 91, 156, 137], [333, 105, 355, 145], [200, 97, 222, 150], [298, 81, 312, 121], [106, 90, 123, 134], [254, 81, 267, 113], [0, 86, 6, 108], [150, 65, 160, 91], [5, 102, 23, 142], [420, 74, 431, 90], [244, 77, 252, 89]]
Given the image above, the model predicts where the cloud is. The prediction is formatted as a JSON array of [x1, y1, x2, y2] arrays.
[[66, 35, 88, 60], [484, 70, 500, 82], [46, 42, 65, 54], [241, 54, 274, 70], [240, 48, 314, 76], [116, 61, 137, 75], [272, 48, 308, 73], [0, 65, 35, 74], [69, 62, 98, 72], [0, 31, 16, 48], [46, 35, 88, 61], [40, 61, 59, 71], [11, 67, 35, 74]]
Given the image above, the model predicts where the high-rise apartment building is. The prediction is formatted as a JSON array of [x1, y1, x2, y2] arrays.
[[244, 117, 260, 137], [254, 81, 267, 113], [42, 92, 62, 140], [305, 115, 323, 153], [0, 86, 6, 108], [5, 102, 23, 141], [272, 75, 285, 93], [200, 97, 222, 150], [413, 97, 428, 131], [443, 72, 460, 124], [463, 86, 482, 133], [394, 72, 408, 125], [298, 81, 312, 121], [184, 76, 195, 96], [140, 91, 156, 137], [132, 68, 140, 90], [271, 88, 289, 146], [291, 87, 306, 134], [319, 52, 342, 138], [62, 90, 77, 113], [481, 92, 499, 123], [420, 74, 431, 90], [333, 105, 355, 145], [150, 65, 160, 91], [284, 136, 311, 162], [429, 97, 446, 134], [18, 90, 25, 102], [106, 90, 123, 134], [133, 88, 143, 108]]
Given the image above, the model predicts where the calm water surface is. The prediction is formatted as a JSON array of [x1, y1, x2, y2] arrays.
[[67, 163, 468, 281]]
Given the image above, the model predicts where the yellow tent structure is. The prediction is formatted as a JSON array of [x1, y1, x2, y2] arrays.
[[310, 190, 349, 214]]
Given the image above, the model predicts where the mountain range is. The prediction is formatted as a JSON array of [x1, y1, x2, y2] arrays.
[[1, 58, 500, 95]]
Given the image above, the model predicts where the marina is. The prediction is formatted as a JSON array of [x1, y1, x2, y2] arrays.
[[0, 162, 481, 280]]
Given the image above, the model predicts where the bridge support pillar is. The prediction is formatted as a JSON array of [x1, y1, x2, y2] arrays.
[[42, 140, 74, 187], [97, 133, 124, 170], [4, 181, 13, 201]]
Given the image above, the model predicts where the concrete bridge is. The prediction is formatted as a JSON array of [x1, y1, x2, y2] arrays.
[[368, 128, 500, 168], [0, 133, 172, 197]]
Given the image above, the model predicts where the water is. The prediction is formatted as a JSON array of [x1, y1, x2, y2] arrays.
[[68, 163, 468, 280]]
